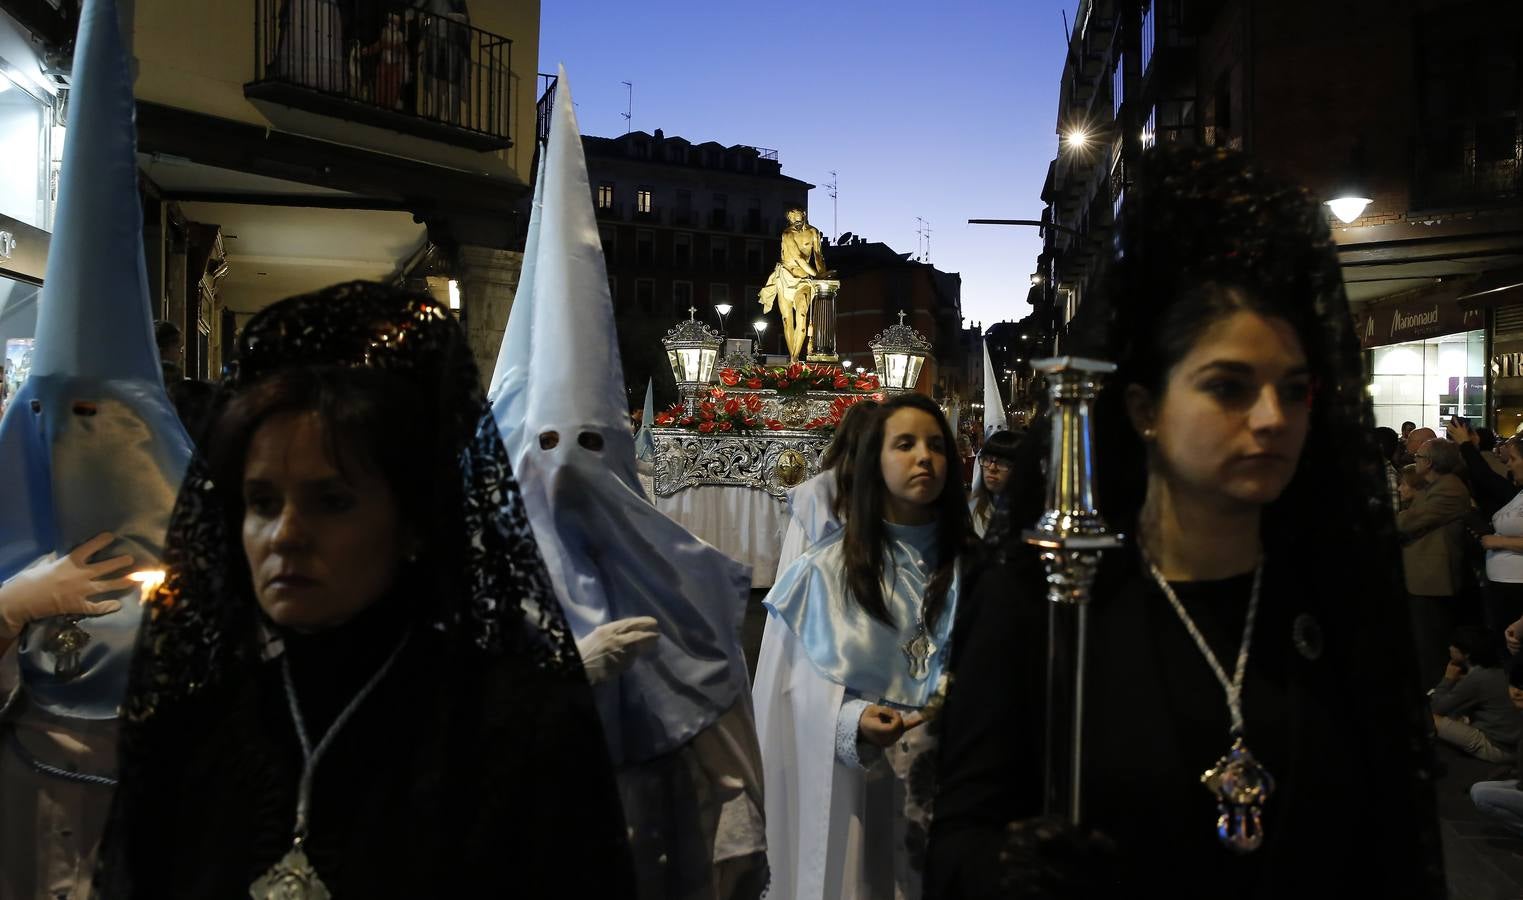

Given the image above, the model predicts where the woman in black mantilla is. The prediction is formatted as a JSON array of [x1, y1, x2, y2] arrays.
[[925, 147, 1444, 899], [95, 282, 635, 898]]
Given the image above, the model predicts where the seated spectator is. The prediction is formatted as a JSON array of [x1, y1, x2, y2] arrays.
[[1433, 625, 1521, 763], [1399, 438, 1472, 682], [1469, 664, 1523, 837]]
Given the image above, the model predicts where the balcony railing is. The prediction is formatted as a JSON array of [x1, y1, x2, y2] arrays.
[[247, 0, 512, 151]]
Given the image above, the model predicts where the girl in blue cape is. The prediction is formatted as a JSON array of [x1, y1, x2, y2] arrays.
[[754, 393, 972, 899]]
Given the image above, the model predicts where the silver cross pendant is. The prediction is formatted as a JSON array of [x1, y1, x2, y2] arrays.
[[901, 630, 936, 680]]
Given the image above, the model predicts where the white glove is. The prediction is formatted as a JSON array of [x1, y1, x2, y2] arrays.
[[0, 532, 135, 640], [577, 616, 660, 686]]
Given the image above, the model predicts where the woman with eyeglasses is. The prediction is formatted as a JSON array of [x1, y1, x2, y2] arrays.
[[969, 431, 1021, 538]]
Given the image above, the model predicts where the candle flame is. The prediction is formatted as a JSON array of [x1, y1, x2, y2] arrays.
[[127, 569, 166, 602]]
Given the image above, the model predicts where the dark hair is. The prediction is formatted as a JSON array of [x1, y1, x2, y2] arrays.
[[1399, 464, 1425, 491], [1478, 428, 1498, 452], [207, 366, 452, 618], [1374, 427, 1399, 461], [843, 393, 970, 629], [154, 319, 182, 351], [1072, 147, 1375, 561], [1451, 625, 1500, 669], [820, 399, 880, 520], [973, 429, 1023, 520], [1402, 421, 1416, 432]]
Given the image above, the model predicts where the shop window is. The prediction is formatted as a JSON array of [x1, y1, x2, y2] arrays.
[[0, 277, 40, 416], [0, 75, 53, 229], [1368, 330, 1486, 432]]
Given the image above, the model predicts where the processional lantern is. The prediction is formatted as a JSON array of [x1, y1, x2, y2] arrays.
[[868, 310, 931, 394], [662, 307, 723, 412]]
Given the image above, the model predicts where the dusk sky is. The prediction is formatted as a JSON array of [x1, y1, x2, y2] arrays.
[[540, 1, 1075, 332]]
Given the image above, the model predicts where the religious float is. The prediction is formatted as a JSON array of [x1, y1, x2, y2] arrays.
[[651, 291, 932, 586]]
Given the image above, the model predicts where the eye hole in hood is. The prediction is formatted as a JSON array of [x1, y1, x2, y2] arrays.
[[577, 431, 604, 452], [72, 401, 98, 417], [539, 431, 560, 450]]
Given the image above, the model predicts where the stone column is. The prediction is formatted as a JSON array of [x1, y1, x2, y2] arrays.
[[454, 244, 524, 390]]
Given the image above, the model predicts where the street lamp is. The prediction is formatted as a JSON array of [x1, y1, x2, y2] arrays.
[[869, 310, 932, 394], [714, 302, 732, 337], [1326, 139, 1372, 225], [752, 319, 769, 363]]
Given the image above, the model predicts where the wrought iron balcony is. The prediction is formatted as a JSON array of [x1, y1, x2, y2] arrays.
[[247, 0, 513, 151]]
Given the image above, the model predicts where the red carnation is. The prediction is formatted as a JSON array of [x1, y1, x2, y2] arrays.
[[719, 370, 740, 386], [725, 398, 741, 415], [710, 388, 727, 400], [744, 417, 757, 427], [833, 375, 849, 389], [787, 363, 803, 379], [766, 420, 784, 431], [776, 379, 790, 389], [745, 377, 763, 389], [854, 379, 874, 391], [720, 421, 733, 431], [698, 422, 715, 433], [745, 395, 763, 412], [680, 417, 694, 425]]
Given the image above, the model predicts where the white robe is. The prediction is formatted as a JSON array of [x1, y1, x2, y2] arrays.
[[753, 525, 954, 900]]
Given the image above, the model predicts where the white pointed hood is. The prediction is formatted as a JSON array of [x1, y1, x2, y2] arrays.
[[487, 149, 547, 443], [983, 338, 1008, 438], [492, 68, 750, 765]]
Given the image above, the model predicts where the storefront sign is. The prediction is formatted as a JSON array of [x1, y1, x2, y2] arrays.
[[1353, 292, 1481, 349], [1496, 352, 1523, 380]]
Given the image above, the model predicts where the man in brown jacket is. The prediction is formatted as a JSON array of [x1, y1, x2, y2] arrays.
[[1399, 437, 1472, 683]]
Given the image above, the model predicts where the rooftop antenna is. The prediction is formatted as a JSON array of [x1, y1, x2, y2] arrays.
[[827, 170, 839, 242], [915, 217, 932, 262], [621, 80, 633, 134]]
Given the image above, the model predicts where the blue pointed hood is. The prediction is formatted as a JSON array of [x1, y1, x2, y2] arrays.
[[634, 379, 655, 463], [0, 0, 192, 719]]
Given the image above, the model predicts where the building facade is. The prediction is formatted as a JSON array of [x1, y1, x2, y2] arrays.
[[1, 0, 541, 390], [1033, 0, 1523, 434], [578, 128, 812, 407]]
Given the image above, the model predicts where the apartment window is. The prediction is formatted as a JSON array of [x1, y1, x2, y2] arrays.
[[636, 188, 652, 214], [745, 239, 763, 272], [710, 237, 728, 271], [674, 280, 693, 314], [1112, 55, 1125, 119], [674, 232, 692, 268], [597, 183, 613, 209], [710, 283, 730, 307], [744, 285, 762, 310], [1140, 1, 1154, 75], [676, 189, 692, 210], [636, 278, 655, 314], [637, 229, 654, 266], [711, 192, 729, 229]]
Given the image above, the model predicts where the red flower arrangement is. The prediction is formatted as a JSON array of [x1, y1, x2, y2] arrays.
[[802, 394, 878, 432], [653, 392, 782, 434], [716, 363, 879, 396]]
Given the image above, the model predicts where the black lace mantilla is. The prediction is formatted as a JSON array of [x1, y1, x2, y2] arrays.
[[121, 282, 581, 731]]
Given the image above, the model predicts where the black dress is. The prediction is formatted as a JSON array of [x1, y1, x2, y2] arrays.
[[110, 596, 636, 898], [926, 549, 1444, 899]]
